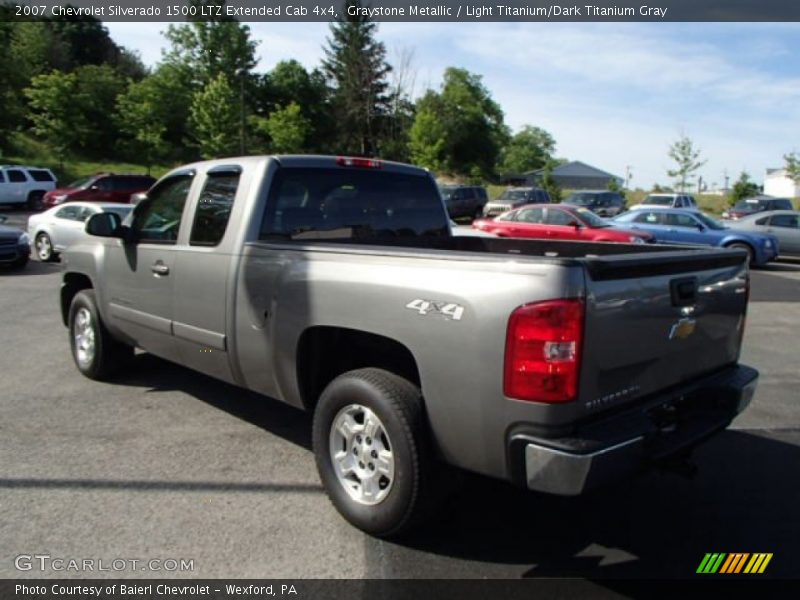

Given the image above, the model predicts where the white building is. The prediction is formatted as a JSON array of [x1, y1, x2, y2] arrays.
[[764, 169, 800, 198]]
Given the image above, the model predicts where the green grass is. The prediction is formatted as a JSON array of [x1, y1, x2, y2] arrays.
[[2, 132, 172, 185]]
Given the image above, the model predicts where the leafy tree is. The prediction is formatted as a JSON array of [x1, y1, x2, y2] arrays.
[[189, 73, 239, 159], [258, 60, 334, 153], [116, 78, 170, 172], [322, 0, 392, 156], [163, 0, 258, 87], [409, 67, 508, 179], [252, 103, 311, 154], [24, 71, 90, 169], [729, 171, 760, 206], [607, 177, 624, 194], [540, 159, 562, 202], [498, 125, 556, 174], [72, 64, 126, 157], [784, 152, 800, 185], [667, 134, 706, 192]]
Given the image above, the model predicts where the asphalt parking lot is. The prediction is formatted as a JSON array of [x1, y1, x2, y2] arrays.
[[1, 208, 799, 581]]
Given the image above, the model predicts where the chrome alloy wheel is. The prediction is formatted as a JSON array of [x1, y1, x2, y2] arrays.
[[36, 234, 51, 261], [329, 404, 395, 505], [73, 307, 96, 367]]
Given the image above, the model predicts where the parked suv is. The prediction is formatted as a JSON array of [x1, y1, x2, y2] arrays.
[[0, 165, 58, 210], [722, 196, 794, 220], [562, 191, 626, 217], [42, 173, 156, 208], [483, 187, 552, 218], [438, 185, 488, 219], [630, 193, 697, 210]]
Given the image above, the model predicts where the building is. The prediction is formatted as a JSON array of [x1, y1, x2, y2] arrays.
[[524, 161, 624, 190], [764, 169, 800, 198]]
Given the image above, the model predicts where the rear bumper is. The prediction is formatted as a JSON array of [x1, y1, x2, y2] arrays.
[[509, 365, 758, 495]]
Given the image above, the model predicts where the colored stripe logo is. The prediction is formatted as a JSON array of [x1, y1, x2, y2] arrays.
[[697, 553, 773, 574]]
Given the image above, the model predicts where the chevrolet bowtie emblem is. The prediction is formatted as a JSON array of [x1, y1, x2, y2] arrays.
[[669, 317, 697, 340]]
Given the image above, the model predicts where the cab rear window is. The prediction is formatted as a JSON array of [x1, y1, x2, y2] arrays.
[[260, 168, 448, 241]]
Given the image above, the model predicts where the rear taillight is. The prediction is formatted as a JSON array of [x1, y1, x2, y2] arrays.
[[336, 156, 382, 169], [504, 299, 584, 403]]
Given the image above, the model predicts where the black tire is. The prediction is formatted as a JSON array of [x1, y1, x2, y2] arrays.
[[9, 256, 29, 270], [35, 232, 55, 262], [68, 289, 132, 380], [727, 242, 754, 265], [27, 191, 45, 211], [312, 368, 438, 537]]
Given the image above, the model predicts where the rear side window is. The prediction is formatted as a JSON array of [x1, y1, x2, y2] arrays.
[[771, 199, 793, 210], [0, 172, 5, 183], [260, 168, 448, 240], [769, 214, 799, 228], [29, 170, 54, 182], [664, 213, 698, 228], [190, 169, 240, 246], [132, 174, 193, 244], [515, 207, 545, 223], [55, 206, 82, 221], [7, 170, 26, 183], [545, 208, 575, 226], [634, 211, 662, 224], [755, 216, 769, 225]]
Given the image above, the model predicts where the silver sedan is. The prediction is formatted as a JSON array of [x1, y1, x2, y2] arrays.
[[27, 202, 133, 262], [725, 210, 800, 257]]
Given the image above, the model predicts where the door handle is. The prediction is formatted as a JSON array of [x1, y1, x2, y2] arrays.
[[151, 262, 169, 276]]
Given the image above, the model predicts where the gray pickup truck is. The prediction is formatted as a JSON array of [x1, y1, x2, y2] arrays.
[[61, 156, 758, 536]]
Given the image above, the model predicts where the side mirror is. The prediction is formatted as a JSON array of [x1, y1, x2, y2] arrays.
[[696, 223, 706, 231], [86, 212, 124, 238]]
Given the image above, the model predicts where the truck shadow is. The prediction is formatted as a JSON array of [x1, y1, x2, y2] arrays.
[[364, 429, 800, 579], [113, 354, 798, 579]]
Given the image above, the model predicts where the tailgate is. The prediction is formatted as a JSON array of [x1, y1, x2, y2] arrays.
[[578, 249, 749, 417]]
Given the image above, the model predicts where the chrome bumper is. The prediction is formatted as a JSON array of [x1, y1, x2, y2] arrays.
[[516, 367, 758, 495]]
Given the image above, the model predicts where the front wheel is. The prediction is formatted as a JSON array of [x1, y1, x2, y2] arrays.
[[68, 289, 132, 380], [727, 242, 754, 266], [312, 368, 438, 537], [35, 232, 55, 262]]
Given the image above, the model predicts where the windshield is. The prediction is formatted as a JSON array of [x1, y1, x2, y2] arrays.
[[733, 199, 763, 210], [643, 195, 674, 206], [498, 190, 528, 202], [104, 206, 133, 218], [438, 187, 455, 200], [694, 212, 726, 230], [66, 176, 94, 190], [564, 193, 596, 206], [574, 207, 610, 227]]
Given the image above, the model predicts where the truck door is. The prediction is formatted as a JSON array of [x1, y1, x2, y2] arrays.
[[103, 171, 195, 362], [171, 165, 243, 384]]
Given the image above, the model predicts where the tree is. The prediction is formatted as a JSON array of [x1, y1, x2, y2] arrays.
[[258, 60, 334, 153], [540, 159, 562, 202], [24, 71, 90, 169], [189, 73, 239, 159], [252, 103, 310, 154], [667, 134, 706, 192], [498, 125, 556, 174], [409, 67, 508, 179], [729, 171, 760, 206], [116, 78, 170, 172], [784, 152, 800, 185], [607, 177, 624, 194], [322, 0, 392, 156], [72, 64, 126, 157]]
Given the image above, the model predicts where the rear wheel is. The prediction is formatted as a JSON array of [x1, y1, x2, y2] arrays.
[[27, 191, 45, 211], [68, 290, 132, 380], [35, 232, 55, 262], [312, 368, 439, 537], [727, 242, 754, 265]]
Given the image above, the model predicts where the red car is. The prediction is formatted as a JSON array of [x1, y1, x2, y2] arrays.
[[42, 173, 156, 208], [472, 204, 654, 243]]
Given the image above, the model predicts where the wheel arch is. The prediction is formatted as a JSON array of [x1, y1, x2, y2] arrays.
[[61, 272, 94, 326], [296, 326, 421, 413]]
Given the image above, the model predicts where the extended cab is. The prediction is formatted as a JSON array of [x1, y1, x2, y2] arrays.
[[61, 156, 758, 536]]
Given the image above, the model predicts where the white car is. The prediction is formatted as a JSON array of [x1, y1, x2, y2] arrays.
[[27, 202, 133, 262], [0, 165, 58, 209], [629, 193, 697, 211]]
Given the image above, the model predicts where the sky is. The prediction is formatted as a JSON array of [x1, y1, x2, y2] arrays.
[[105, 21, 800, 190]]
